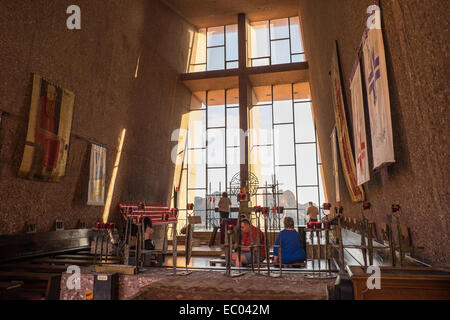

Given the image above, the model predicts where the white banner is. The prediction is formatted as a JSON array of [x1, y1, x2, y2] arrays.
[[87, 143, 106, 206], [331, 127, 340, 202], [350, 61, 370, 185], [362, 10, 395, 170]]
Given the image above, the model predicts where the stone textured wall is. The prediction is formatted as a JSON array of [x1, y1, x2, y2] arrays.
[[0, 0, 194, 234], [298, 0, 449, 265]]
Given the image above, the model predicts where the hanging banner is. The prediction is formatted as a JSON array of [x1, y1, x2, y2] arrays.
[[362, 9, 395, 170], [350, 60, 370, 186], [87, 143, 106, 206], [330, 42, 365, 202], [331, 127, 340, 202], [18, 74, 75, 181]]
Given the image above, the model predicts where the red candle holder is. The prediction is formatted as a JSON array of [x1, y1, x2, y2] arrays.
[[392, 204, 400, 214], [254, 206, 262, 213], [315, 222, 322, 229], [307, 222, 314, 229], [187, 203, 194, 210], [276, 206, 284, 214], [363, 202, 371, 210], [238, 193, 248, 202], [323, 203, 332, 210], [227, 224, 234, 231]]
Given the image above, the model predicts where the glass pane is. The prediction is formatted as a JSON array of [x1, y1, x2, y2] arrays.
[[187, 149, 206, 189], [297, 187, 319, 208], [207, 26, 224, 47], [250, 21, 270, 58], [249, 105, 273, 146], [226, 108, 240, 147], [226, 24, 238, 61], [188, 189, 206, 212], [271, 39, 291, 65], [274, 124, 295, 165], [207, 47, 225, 71], [188, 110, 206, 148], [273, 100, 293, 124], [207, 90, 225, 128], [275, 166, 297, 208], [270, 18, 289, 40], [226, 61, 238, 69], [227, 146, 240, 168], [208, 105, 225, 127], [208, 168, 226, 195], [251, 58, 270, 67], [292, 54, 306, 63], [294, 102, 316, 143], [290, 17, 304, 54], [191, 28, 206, 65], [207, 128, 225, 166], [189, 64, 206, 73], [226, 88, 239, 107], [250, 146, 274, 186], [296, 144, 318, 186]]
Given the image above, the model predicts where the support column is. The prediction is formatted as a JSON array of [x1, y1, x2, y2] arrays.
[[238, 13, 250, 190]]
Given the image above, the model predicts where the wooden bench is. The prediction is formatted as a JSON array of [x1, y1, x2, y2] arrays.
[[0, 271, 61, 300]]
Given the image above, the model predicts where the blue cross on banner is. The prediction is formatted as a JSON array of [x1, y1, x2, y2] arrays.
[[362, 9, 395, 170], [368, 50, 381, 106]]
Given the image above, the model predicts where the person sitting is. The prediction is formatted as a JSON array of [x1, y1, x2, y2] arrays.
[[273, 217, 306, 265], [231, 219, 265, 267]]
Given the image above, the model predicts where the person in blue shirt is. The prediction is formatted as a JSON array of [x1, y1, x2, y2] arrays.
[[273, 216, 306, 264]]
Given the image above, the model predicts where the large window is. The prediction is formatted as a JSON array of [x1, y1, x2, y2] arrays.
[[249, 17, 305, 67], [188, 16, 305, 72], [188, 25, 239, 72], [176, 89, 240, 231], [249, 83, 326, 227]]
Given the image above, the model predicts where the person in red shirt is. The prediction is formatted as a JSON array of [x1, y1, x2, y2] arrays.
[[231, 219, 265, 267]]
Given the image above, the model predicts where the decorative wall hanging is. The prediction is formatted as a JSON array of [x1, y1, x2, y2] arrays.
[[19, 74, 75, 181], [350, 60, 370, 186], [87, 143, 106, 206], [330, 42, 365, 202]]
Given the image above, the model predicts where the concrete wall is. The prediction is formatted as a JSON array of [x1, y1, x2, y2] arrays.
[[0, 0, 194, 234], [298, 0, 449, 265]]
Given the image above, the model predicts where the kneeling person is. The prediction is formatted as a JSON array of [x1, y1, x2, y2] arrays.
[[232, 219, 265, 267], [273, 217, 305, 264]]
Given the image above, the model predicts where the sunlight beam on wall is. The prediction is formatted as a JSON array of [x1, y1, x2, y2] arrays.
[[102, 128, 126, 223]]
